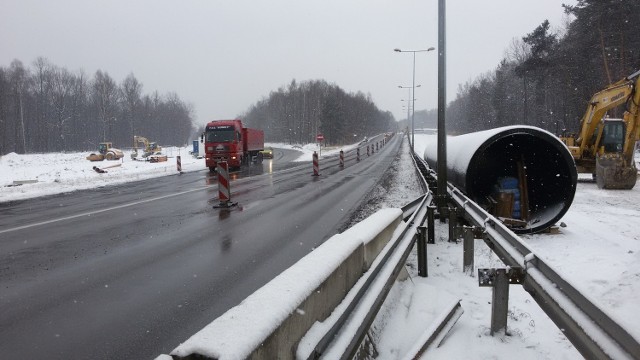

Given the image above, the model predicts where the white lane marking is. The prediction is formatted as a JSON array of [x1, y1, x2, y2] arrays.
[[0, 187, 203, 235]]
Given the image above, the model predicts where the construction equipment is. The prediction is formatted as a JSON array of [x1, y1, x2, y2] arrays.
[[131, 135, 163, 160], [561, 69, 640, 189], [86, 142, 124, 161]]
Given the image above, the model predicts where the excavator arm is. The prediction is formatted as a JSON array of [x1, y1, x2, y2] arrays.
[[621, 72, 640, 163]]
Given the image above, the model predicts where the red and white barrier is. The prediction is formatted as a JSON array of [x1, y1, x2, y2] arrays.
[[339, 150, 344, 168], [313, 151, 319, 176], [214, 161, 236, 208], [177, 155, 182, 173]]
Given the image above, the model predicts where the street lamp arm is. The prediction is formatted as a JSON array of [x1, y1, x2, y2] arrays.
[[393, 47, 436, 53]]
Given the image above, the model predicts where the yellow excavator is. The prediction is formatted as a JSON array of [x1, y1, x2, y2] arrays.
[[131, 135, 162, 159], [561, 69, 640, 189]]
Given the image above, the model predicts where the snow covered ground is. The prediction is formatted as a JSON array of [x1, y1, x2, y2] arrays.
[[0, 143, 347, 203], [0, 147, 202, 203], [2, 135, 639, 359]]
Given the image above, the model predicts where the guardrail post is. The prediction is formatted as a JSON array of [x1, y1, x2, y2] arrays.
[[448, 207, 457, 242], [356, 148, 360, 162], [427, 205, 436, 244], [478, 268, 525, 335], [491, 269, 509, 335], [339, 150, 344, 168], [463, 226, 474, 275], [417, 226, 428, 277]]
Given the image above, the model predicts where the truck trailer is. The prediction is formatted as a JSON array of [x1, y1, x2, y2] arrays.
[[204, 119, 265, 171]]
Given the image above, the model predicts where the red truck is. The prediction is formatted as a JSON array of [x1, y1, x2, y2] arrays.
[[204, 119, 265, 171]]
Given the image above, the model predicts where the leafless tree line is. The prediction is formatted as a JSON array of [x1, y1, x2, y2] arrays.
[[0, 57, 195, 155], [242, 79, 396, 146]]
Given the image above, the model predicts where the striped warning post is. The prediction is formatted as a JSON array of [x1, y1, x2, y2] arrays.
[[339, 150, 344, 168], [313, 151, 319, 176], [215, 161, 235, 207], [176, 155, 182, 173], [357, 147, 360, 162]]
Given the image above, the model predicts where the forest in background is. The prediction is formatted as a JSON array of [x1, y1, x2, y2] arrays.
[[0, 57, 195, 155], [444, 0, 640, 135], [241, 79, 395, 146]]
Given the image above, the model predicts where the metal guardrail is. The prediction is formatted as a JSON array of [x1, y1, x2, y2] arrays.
[[412, 153, 640, 360], [308, 190, 433, 359]]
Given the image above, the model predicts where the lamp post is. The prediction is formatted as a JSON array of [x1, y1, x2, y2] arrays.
[[394, 47, 435, 153], [399, 85, 419, 137]]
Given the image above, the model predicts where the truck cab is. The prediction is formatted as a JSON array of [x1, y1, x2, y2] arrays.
[[205, 120, 244, 170]]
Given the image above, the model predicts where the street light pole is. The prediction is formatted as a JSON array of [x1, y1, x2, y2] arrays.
[[398, 85, 418, 139], [394, 47, 435, 153]]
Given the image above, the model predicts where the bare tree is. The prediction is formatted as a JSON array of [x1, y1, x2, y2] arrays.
[[120, 73, 142, 141], [92, 70, 119, 142]]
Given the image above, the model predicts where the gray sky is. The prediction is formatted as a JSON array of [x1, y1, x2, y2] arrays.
[[1, 0, 574, 126]]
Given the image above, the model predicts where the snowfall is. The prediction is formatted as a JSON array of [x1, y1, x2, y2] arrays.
[[1, 135, 639, 360]]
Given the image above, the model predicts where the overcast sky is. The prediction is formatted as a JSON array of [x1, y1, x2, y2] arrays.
[[1, 0, 575, 126]]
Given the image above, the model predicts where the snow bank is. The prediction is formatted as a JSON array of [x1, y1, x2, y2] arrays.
[[0, 147, 203, 202]]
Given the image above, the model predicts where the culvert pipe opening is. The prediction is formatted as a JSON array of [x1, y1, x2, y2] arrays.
[[423, 126, 578, 234]]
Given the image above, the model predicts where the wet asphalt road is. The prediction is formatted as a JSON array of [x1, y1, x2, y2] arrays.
[[0, 136, 400, 359]]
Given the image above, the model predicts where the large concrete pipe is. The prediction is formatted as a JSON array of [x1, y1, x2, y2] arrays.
[[423, 126, 578, 234]]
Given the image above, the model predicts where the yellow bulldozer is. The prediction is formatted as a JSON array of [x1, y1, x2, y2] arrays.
[[561, 69, 640, 189], [86, 142, 125, 161]]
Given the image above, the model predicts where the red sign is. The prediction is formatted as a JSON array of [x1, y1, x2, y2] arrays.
[[316, 134, 324, 142]]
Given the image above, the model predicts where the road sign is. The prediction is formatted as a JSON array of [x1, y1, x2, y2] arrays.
[[316, 134, 324, 142]]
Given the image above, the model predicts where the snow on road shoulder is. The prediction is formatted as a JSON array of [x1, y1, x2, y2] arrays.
[[0, 147, 203, 203]]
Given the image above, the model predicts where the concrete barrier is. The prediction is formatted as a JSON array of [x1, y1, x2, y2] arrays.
[[165, 208, 403, 360]]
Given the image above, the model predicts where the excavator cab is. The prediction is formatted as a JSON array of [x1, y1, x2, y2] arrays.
[[600, 120, 625, 153]]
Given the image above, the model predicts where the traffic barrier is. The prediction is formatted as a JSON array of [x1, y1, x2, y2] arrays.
[[313, 151, 319, 176], [367, 145, 370, 156], [176, 155, 182, 173], [356, 148, 360, 162], [339, 150, 344, 168], [214, 162, 236, 208]]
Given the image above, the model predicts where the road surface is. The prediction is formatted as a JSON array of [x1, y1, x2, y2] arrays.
[[0, 136, 400, 359]]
